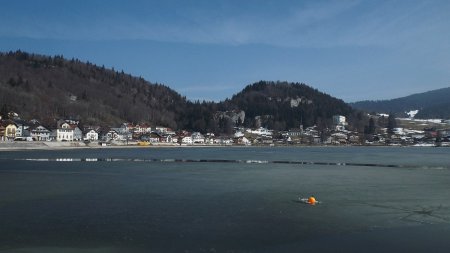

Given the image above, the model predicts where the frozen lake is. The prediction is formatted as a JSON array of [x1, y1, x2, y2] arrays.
[[1, 147, 450, 252]]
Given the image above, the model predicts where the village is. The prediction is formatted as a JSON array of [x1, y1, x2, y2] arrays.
[[1, 111, 450, 148]]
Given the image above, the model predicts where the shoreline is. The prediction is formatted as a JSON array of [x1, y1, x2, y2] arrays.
[[0, 141, 443, 151], [0, 141, 246, 151]]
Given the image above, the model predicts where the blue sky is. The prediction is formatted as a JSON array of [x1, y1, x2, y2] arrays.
[[1, 0, 449, 102]]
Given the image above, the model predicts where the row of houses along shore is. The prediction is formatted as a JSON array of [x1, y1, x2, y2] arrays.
[[1, 112, 450, 147]]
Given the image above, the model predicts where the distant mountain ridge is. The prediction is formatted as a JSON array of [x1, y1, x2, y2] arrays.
[[0, 50, 364, 132], [350, 87, 450, 119]]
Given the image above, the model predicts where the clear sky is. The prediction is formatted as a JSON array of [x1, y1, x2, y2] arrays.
[[1, 0, 449, 102]]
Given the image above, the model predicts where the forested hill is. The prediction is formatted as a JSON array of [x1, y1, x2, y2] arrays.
[[0, 51, 188, 128], [0, 51, 365, 132], [220, 81, 362, 131], [350, 87, 450, 119]]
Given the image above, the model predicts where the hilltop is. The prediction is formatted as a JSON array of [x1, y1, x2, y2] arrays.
[[220, 81, 361, 131], [0, 51, 364, 133]]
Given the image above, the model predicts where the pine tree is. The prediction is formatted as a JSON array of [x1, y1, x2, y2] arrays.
[[364, 118, 376, 136], [387, 113, 397, 133]]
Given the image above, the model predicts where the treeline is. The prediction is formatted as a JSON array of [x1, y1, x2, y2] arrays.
[[0, 50, 365, 133]]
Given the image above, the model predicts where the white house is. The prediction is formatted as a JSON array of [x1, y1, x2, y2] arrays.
[[191, 132, 205, 144], [57, 122, 74, 141], [182, 136, 193, 144], [30, 125, 50, 141], [85, 129, 99, 141]]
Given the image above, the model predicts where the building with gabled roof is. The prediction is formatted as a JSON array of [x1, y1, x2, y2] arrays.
[[30, 125, 51, 141], [57, 122, 74, 141]]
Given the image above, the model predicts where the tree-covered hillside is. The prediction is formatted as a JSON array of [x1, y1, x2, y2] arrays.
[[0, 51, 187, 128], [0, 51, 365, 132], [220, 81, 363, 131], [350, 87, 450, 119]]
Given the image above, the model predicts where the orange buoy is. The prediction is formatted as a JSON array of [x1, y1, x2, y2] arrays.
[[308, 196, 317, 205]]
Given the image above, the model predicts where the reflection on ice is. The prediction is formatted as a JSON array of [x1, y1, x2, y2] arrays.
[[14, 157, 450, 170]]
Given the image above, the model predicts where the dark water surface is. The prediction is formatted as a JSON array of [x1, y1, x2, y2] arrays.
[[1, 147, 450, 252]]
